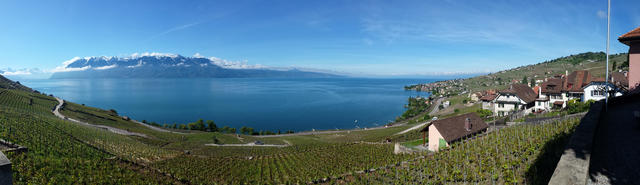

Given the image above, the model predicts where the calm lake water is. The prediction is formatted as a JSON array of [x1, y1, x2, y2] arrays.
[[22, 78, 432, 131]]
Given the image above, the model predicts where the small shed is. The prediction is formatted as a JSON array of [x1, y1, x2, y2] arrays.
[[420, 113, 489, 152]]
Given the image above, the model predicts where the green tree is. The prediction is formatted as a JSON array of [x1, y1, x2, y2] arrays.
[[422, 114, 432, 121], [109, 109, 118, 115], [522, 76, 528, 85], [612, 61, 617, 70], [206, 120, 218, 132], [196, 119, 205, 131], [567, 99, 595, 114], [239, 126, 248, 134], [221, 126, 231, 133], [187, 122, 198, 130], [476, 109, 493, 118]]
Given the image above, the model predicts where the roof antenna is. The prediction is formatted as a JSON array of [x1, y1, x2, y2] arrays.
[[605, 0, 610, 111]]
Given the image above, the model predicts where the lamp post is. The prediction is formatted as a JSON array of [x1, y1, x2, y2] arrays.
[[605, 0, 610, 110]]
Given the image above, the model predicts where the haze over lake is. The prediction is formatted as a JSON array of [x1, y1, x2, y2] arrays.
[[23, 78, 431, 131]]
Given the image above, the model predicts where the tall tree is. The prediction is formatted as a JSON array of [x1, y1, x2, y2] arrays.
[[195, 119, 205, 131], [522, 76, 528, 85], [206, 120, 218, 132]]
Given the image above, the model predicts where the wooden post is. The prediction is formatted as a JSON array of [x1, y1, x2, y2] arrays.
[[422, 131, 426, 146]]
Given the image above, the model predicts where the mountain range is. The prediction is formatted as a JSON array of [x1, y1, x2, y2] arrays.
[[50, 54, 341, 79]]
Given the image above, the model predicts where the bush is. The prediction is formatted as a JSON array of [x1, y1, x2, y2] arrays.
[[476, 109, 493, 118], [567, 99, 594, 114], [422, 114, 432, 121]]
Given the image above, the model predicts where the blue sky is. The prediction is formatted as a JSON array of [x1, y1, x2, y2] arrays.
[[0, 0, 639, 77]]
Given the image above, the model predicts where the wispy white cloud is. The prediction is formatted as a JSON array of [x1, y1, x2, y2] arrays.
[[129, 52, 178, 58], [597, 10, 607, 19], [146, 22, 201, 42], [1, 70, 32, 76], [51, 65, 91, 73]]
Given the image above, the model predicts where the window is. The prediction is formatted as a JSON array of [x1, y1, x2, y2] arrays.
[[591, 90, 604, 96], [498, 103, 504, 108]]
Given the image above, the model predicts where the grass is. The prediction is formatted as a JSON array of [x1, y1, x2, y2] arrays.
[[401, 138, 427, 148]]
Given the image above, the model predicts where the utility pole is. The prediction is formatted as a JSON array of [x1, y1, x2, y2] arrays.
[[605, 0, 611, 110]]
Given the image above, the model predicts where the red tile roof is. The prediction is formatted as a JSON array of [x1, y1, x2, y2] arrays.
[[541, 78, 564, 94], [611, 72, 628, 87], [564, 70, 592, 92], [421, 113, 488, 143], [499, 84, 537, 103], [591, 77, 606, 82], [480, 94, 497, 101], [619, 26, 640, 46]]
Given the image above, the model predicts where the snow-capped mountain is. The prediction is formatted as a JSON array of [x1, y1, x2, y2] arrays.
[[50, 53, 341, 79]]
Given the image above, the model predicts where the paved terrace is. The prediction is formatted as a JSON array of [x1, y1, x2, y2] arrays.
[[587, 96, 640, 184], [550, 94, 640, 185]]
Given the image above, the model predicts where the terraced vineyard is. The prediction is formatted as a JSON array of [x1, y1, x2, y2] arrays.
[[334, 118, 580, 184], [0, 90, 177, 184], [154, 143, 413, 184], [0, 76, 582, 184]]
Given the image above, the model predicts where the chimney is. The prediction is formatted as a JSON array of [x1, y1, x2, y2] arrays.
[[565, 70, 568, 76], [464, 118, 471, 131], [538, 86, 542, 97]]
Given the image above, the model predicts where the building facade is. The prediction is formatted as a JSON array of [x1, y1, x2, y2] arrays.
[[619, 26, 640, 90]]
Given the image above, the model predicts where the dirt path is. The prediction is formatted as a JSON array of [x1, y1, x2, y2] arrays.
[[53, 97, 149, 138], [394, 121, 429, 135]]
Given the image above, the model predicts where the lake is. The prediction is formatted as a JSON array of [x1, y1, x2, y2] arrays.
[[21, 78, 432, 131]]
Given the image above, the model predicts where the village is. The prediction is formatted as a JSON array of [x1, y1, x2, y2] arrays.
[[410, 26, 639, 154]]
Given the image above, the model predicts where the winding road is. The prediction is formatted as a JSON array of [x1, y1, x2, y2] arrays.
[[53, 97, 149, 138]]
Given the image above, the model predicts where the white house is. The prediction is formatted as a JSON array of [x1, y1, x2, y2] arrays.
[[533, 86, 550, 112], [480, 94, 498, 113], [493, 84, 537, 116], [539, 78, 568, 109], [582, 80, 623, 102]]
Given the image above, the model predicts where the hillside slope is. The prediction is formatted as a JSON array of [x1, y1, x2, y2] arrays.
[[409, 52, 627, 95]]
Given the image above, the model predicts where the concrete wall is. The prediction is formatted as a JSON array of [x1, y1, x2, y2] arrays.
[[428, 124, 448, 151], [0, 152, 11, 185], [549, 102, 603, 185]]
